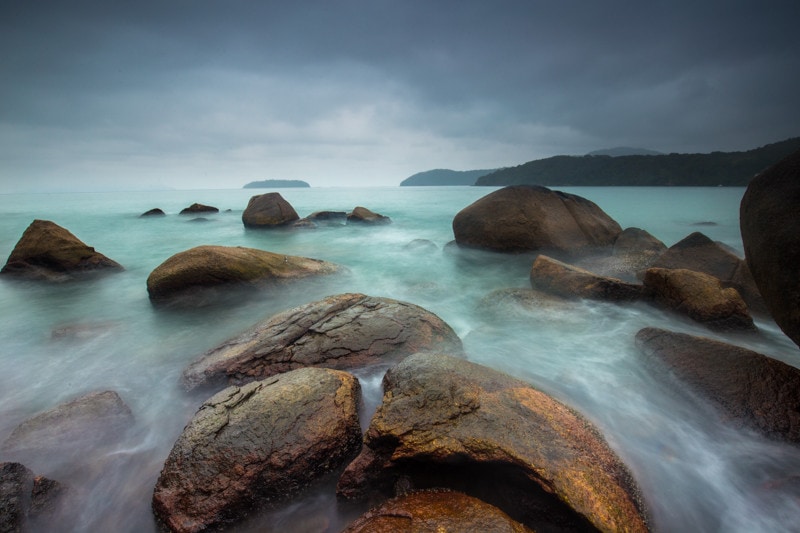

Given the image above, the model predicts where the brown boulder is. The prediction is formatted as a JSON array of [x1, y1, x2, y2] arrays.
[[146, 245, 340, 302], [182, 293, 463, 391], [152, 368, 362, 533], [612, 227, 667, 258], [452, 185, 622, 255], [347, 206, 391, 224], [337, 353, 649, 533], [635, 327, 800, 443], [343, 490, 534, 533], [530, 255, 642, 301], [241, 192, 299, 228], [0, 463, 65, 533], [0, 220, 124, 281], [740, 148, 800, 347], [642, 267, 756, 332], [179, 203, 218, 215]]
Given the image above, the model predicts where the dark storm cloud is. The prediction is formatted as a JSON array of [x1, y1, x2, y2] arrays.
[[1, 0, 798, 190]]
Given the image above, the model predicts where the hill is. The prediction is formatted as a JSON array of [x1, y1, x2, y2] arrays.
[[400, 168, 498, 186], [586, 147, 663, 156], [475, 137, 800, 187], [243, 179, 310, 189]]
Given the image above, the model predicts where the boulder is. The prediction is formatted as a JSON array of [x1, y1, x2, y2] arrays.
[[0, 220, 124, 281], [306, 210, 347, 224], [182, 293, 463, 391], [0, 463, 65, 533], [179, 203, 218, 215], [347, 206, 391, 224], [139, 208, 166, 217], [740, 148, 800, 347], [342, 490, 534, 533], [642, 268, 756, 332], [1, 390, 134, 457], [530, 255, 643, 301], [152, 368, 362, 533], [635, 327, 800, 443], [612, 227, 666, 261], [146, 245, 340, 302], [452, 185, 622, 255], [650, 232, 766, 315], [241, 192, 299, 228], [337, 353, 650, 533]]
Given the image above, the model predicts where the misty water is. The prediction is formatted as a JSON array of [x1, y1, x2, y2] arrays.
[[1, 186, 799, 532]]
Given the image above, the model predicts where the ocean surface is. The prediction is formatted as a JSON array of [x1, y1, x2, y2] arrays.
[[1, 186, 799, 532]]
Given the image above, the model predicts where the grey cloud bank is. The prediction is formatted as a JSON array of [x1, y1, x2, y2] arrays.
[[1, 1, 798, 192]]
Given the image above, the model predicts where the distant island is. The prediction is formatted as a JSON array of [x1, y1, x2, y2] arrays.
[[476, 137, 800, 187], [399, 168, 498, 186], [585, 147, 663, 157], [243, 179, 310, 188]]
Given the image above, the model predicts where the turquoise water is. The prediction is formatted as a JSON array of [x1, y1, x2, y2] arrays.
[[1, 186, 798, 532]]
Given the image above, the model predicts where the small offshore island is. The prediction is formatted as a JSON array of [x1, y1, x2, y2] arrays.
[[243, 179, 310, 189]]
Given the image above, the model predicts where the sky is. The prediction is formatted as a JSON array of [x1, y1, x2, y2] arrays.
[[1, 1, 799, 192]]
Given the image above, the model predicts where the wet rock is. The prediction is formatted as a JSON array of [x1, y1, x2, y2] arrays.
[[337, 353, 650, 533], [403, 239, 438, 252], [530, 255, 642, 302], [146, 245, 340, 302], [241, 192, 299, 228], [642, 267, 756, 332], [635, 327, 800, 443], [152, 368, 362, 533], [0, 220, 124, 281], [0, 462, 65, 533], [306, 211, 347, 224], [342, 489, 534, 533], [740, 148, 800, 348], [182, 293, 462, 391], [291, 218, 317, 229], [179, 203, 218, 215], [139, 208, 166, 217], [347, 206, 391, 224], [452, 185, 622, 255], [613, 227, 666, 259], [650, 231, 766, 315], [1, 390, 134, 457]]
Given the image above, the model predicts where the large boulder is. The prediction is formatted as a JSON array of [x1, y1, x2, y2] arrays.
[[530, 255, 643, 301], [347, 206, 391, 224], [650, 231, 766, 315], [451, 185, 622, 255], [635, 328, 800, 443], [642, 267, 756, 332], [241, 192, 299, 228], [146, 245, 340, 302], [740, 148, 800, 347], [343, 490, 534, 533], [0, 462, 65, 533], [0, 220, 124, 281], [182, 293, 463, 391], [337, 353, 650, 533], [152, 368, 362, 533]]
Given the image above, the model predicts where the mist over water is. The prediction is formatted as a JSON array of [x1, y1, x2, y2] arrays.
[[1, 186, 799, 532]]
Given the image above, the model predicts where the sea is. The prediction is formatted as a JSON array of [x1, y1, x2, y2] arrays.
[[1, 186, 799, 532]]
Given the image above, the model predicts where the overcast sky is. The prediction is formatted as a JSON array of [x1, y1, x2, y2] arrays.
[[1, 1, 798, 191]]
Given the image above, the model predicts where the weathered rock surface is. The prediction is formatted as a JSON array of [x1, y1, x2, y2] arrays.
[[650, 231, 766, 315], [0, 220, 124, 281], [241, 192, 299, 228], [740, 148, 800, 348], [0, 462, 65, 533], [635, 327, 800, 443], [306, 210, 347, 223], [152, 368, 362, 533], [337, 353, 650, 533], [139, 208, 166, 217], [642, 267, 756, 331], [2, 390, 134, 456], [179, 203, 218, 215], [613, 227, 667, 258], [530, 255, 642, 301], [343, 490, 534, 533], [452, 185, 622, 255], [347, 206, 391, 224], [146, 245, 340, 302], [182, 293, 463, 391]]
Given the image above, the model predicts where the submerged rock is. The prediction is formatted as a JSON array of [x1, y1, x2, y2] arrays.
[[347, 206, 391, 224], [337, 353, 650, 533], [342, 490, 534, 533], [146, 245, 340, 302], [179, 203, 218, 215], [530, 254, 643, 301], [0, 219, 124, 281], [306, 210, 347, 224], [182, 293, 463, 391], [0, 462, 65, 533], [241, 192, 299, 228], [139, 208, 166, 217], [152, 368, 362, 533], [452, 185, 622, 255], [635, 328, 800, 443], [740, 148, 800, 348], [642, 267, 756, 332]]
